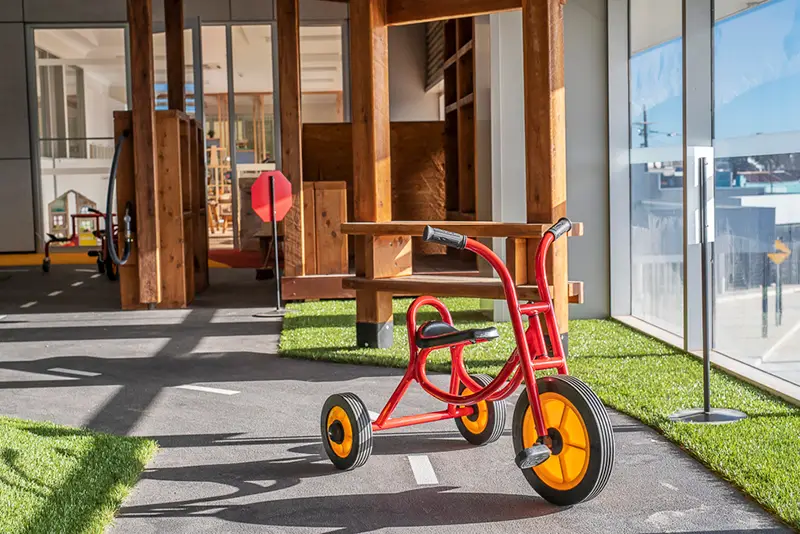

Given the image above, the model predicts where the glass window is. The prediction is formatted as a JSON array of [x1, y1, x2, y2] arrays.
[[301, 25, 345, 123], [33, 29, 128, 242], [713, 0, 800, 387], [628, 0, 685, 334], [152, 28, 195, 115]]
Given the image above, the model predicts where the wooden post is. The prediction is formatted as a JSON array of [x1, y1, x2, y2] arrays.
[[127, 0, 161, 306], [522, 0, 570, 351], [277, 0, 305, 277], [164, 0, 185, 112], [351, 0, 393, 348]]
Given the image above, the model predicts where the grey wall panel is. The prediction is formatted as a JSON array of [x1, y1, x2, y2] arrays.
[[300, 0, 347, 21], [0, 159, 35, 252], [388, 25, 439, 121], [152, 0, 232, 22], [0, 1, 23, 22], [565, 0, 610, 319], [231, 0, 274, 21], [0, 24, 31, 159], [24, 0, 126, 22]]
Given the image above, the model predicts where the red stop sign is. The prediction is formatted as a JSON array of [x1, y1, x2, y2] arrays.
[[252, 171, 293, 222]]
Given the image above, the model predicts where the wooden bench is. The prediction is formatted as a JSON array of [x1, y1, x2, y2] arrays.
[[343, 221, 584, 348]]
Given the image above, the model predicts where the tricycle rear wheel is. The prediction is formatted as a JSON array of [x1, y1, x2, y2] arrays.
[[320, 393, 373, 471], [455, 374, 506, 446], [512, 375, 614, 506]]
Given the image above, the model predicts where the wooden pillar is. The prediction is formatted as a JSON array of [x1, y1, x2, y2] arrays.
[[351, 0, 393, 348], [164, 0, 185, 112], [277, 0, 305, 277], [522, 0, 570, 351], [127, 0, 161, 305]]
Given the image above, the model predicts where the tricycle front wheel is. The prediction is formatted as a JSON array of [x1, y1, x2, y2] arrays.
[[512, 375, 614, 506]]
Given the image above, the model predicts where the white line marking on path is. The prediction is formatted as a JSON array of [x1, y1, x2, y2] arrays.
[[762, 319, 800, 362], [175, 384, 240, 396], [408, 455, 438, 485], [20, 301, 37, 309], [91, 274, 101, 279], [75, 269, 96, 273], [71, 281, 84, 287], [48, 367, 102, 378], [48, 291, 63, 297], [369, 410, 380, 422], [659, 481, 679, 492]]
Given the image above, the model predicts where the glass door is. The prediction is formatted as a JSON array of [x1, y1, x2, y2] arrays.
[[152, 18, 204, 126]]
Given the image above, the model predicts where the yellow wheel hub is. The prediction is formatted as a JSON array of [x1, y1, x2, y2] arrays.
[[460, 387, 489, 435], [326, 406, 354, 458], [522, 392, 590, 491]]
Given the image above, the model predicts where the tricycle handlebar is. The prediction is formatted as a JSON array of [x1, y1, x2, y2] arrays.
[[422, 226, 467, 250], [546, 218, 573, 240]]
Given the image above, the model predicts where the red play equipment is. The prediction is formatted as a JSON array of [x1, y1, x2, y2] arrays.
[[321, 218, 614, 506], [43, 208, 120, 281]]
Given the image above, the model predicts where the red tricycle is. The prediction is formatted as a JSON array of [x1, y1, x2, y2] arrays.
[[43, 208, 120, 281], [320, 218, 614, 506]]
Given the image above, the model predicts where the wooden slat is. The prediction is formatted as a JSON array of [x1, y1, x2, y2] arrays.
[[351, 0, 392, 224], [343, 275, 584, 303], [126, 0, 161, 305], [303, 182, 317, 274], [523, 0, 569, 334], [315, 182, 349, 275], [277, 0, 305, 277], [164, 0, 185, 111], [506, 238, 528, 285], [282, 274, 357, 301], [155, 111, 187, 308], [113, 111, 140, 310], [341, 221, 584, 238], [387, 0, 522, 25]]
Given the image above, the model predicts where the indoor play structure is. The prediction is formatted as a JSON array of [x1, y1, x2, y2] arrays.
[[320, 219, 614, 506]]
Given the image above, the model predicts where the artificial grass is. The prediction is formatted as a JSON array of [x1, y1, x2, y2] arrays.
[[281, 297, 800, 530], [0, 417, 157, 534]]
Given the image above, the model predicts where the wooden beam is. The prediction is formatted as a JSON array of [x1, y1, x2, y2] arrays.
[[277, 0, 305, 277], [127, 0, 161, 305], [351, 0, 392, 223], [164, 0, 185, 111], [522, 0, 569, 340], [341, 221, 584, 238], [387, 0, 521, 26], [351, 0, 393, 348]]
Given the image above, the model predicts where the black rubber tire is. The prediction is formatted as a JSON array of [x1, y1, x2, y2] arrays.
[[42, 259, 50, 273], [97, 258, 106, 274], [320, 393, 373, 471], [512, 375, 614, 506], [105, 257, 118, 281], [455, 374, 506, 446]]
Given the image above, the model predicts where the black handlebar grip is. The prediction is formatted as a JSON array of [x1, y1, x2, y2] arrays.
[[547, 217, 573, 240], [422, 226, 468, 250], [87, 208, 102, 215]]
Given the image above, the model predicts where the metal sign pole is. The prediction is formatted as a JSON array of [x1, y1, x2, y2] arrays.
[[669, 156, 746, 424], [270, 175, 282, 310]]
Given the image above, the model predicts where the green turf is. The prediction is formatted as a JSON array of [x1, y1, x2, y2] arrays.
[[281, 297, 800, 530], [0, 417, 157, 534]]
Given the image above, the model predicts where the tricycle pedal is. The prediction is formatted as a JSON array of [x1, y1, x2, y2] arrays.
[[515, 443, 551, 469]]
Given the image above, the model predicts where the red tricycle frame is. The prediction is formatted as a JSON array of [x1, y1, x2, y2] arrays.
[[371, 231, 566, 440]]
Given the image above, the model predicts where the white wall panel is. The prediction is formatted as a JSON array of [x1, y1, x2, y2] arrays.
[[0, 24, 30, 159], [0, 159, 35, 252], [565, 0, 610, 319], [0, 0, 23, 22]]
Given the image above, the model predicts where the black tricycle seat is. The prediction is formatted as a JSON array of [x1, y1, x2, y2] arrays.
[[415, 320, 499, 350]]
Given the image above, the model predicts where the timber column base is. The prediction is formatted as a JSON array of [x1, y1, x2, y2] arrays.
[[356, 289, 393, 348]]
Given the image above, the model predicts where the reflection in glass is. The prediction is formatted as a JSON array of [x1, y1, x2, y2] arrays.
[[628, 0, 684, 334]]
